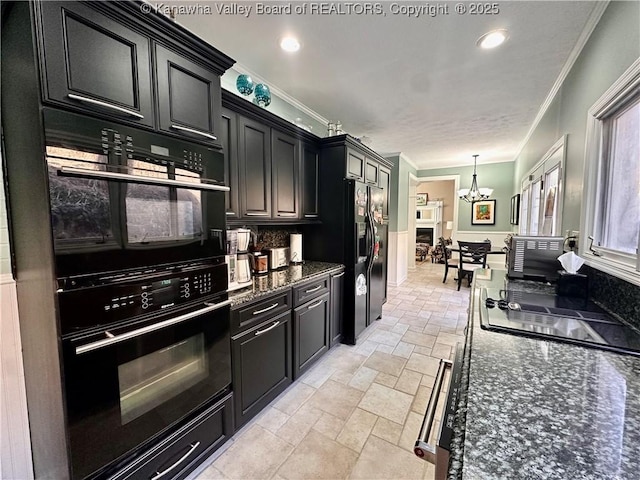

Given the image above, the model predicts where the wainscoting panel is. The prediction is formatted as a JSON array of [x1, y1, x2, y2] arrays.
[[388, 231, 408, 287], [1, 275, 34, 480]]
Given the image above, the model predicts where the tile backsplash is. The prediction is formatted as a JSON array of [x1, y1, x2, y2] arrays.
[[586, 266, 640, 328], [241, 226, 302, 252]]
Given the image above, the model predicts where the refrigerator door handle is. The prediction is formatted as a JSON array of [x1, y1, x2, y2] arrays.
[[366, 213, 375, 273]]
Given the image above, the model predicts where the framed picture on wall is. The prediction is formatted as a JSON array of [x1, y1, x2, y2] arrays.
[[510, 194, 520, 225], [471, 199, 496, 225], [416, 193, 428, 206]]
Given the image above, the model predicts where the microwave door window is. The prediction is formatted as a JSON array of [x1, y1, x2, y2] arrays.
[[46, 146, 115, 245]]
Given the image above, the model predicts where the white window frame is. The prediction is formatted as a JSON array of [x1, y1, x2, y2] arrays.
[[580, 58, 640, 286], [519, 135, 566, 237]]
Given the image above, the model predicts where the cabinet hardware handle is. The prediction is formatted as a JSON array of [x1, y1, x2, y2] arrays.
[[170, 124, 217, 141], [307, 299, 323, 310], [245, 212, 269, 216], [304, 214, 318, 218], [305, 285, 322, 293], [67, 93, 145, 119], [333, 271, 345, 278], [414, 358, 452, 464], [75, 300, 231, 354], [252, 303, 279, 315], [255, 321, 280, 336], [150, 441, 200, 480], [58, 166, 230, 192]]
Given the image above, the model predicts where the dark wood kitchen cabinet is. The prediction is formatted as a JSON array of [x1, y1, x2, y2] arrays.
[[365, 159, 379, 185], [272, 130, 299, 219], [301, 142, 320, 219], [230, 290, 292, 428], [378, 165, 391, 220], [37, 1, 155, 127], [232, 310, 292, 428], [329, 269, 345, 346], [346, 148, 366, 180], [220, 107, 240, 219], [155, 45, 222, 144], [238, 115, 272, 218], [292, 279, 330, 379]]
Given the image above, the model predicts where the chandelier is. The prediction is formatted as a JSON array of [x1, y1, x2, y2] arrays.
[[458, 154, 493, 203]]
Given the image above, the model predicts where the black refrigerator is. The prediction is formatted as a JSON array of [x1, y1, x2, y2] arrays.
[[343, 180, 386, 343]]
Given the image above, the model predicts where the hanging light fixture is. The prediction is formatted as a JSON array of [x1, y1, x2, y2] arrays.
[[458, 154, 493, 203]]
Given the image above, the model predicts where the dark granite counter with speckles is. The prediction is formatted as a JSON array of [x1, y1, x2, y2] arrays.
[[228, 261, 343, 307], [448, 269, 640, 480]]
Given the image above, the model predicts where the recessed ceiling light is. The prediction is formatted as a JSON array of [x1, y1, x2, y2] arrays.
[[477, 29, 509, 49], [280, 36, 301, 53]]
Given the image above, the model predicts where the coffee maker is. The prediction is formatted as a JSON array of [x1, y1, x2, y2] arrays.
[[226, 228, 255, 291]]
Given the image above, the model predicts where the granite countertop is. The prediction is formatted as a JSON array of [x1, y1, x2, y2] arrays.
[[228, 261, 344, 307], [449, 269, 640, 480]]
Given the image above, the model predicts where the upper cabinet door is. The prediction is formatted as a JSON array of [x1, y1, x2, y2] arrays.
[[346, 149, 365, 180], [365, 160, 379, 185], [378, 166, 390, 219], [221, 108, 239, 219], [238, 116, 271, 218], [155, 45, 222, 145], [301, 142, 319, 219], [272, 130, 299, 219], [38, 1, 154, 127]]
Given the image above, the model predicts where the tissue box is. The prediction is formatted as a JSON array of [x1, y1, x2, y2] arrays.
[[556, 271, 588, 298]]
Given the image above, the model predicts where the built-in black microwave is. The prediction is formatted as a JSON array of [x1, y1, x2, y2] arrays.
[[43, 108, 229, 279]]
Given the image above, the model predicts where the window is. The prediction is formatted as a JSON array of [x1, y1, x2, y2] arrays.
[[519, 136, 565, 236], [583, 60, 640, 283]]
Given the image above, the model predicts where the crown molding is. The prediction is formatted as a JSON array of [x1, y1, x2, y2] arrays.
[[513, 0, 610, 161], [230, 63, 330, 127]]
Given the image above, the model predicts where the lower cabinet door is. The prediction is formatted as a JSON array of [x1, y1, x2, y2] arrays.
[[112, 393, 233, 480], [232, 311, 292, 428], [293, 293, 330, 379]]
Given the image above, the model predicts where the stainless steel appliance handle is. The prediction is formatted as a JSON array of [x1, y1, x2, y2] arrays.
[[414, 358, 453, 463], [170, 124, 217, 141], [252, 303, 279, 315], [75, 300, 232, 355], [333, 271, 345, 278], [307, 299, 323, 310], [305, 285, 322, 293], [150, 441, 200, 480], [58, 166, 230, 192], [254, 321, 281, 336], [67, 93, 144, 119]]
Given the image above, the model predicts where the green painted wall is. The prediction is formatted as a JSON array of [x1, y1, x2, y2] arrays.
[[417, 162, 515, 231], [386, 154, 416, 233], [514, 0, 640, 233]]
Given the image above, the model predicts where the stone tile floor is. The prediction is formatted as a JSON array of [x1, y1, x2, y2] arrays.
[[192, 261, 470, 480]]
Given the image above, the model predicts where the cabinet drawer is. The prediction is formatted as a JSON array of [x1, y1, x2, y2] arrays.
[[112, 393, 233, 480], [292, 275, 330, 307], [232, 290, 292, 335]]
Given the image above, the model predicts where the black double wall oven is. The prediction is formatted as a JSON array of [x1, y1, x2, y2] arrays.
[[45, 108, 233, 479]]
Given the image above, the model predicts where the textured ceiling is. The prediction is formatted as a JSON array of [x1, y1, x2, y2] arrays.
[[168, 1, 599, 169]]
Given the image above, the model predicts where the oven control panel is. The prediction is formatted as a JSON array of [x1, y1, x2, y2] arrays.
[[58, 263, 228, 336]]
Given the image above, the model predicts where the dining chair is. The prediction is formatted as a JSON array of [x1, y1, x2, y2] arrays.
[[440, 237, 459, 284], [457, 240, 490, 290]]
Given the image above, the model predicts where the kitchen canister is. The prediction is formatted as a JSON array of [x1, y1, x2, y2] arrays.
[[290, 233, 303, 264]]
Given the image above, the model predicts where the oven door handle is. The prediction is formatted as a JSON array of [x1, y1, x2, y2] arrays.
[[75, 300, 232, 355], [58, 166, 230, 192], [414, 358, 452, 463]]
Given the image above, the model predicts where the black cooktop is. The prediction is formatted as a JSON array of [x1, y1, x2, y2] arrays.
[[479, 288, 640, 356]]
